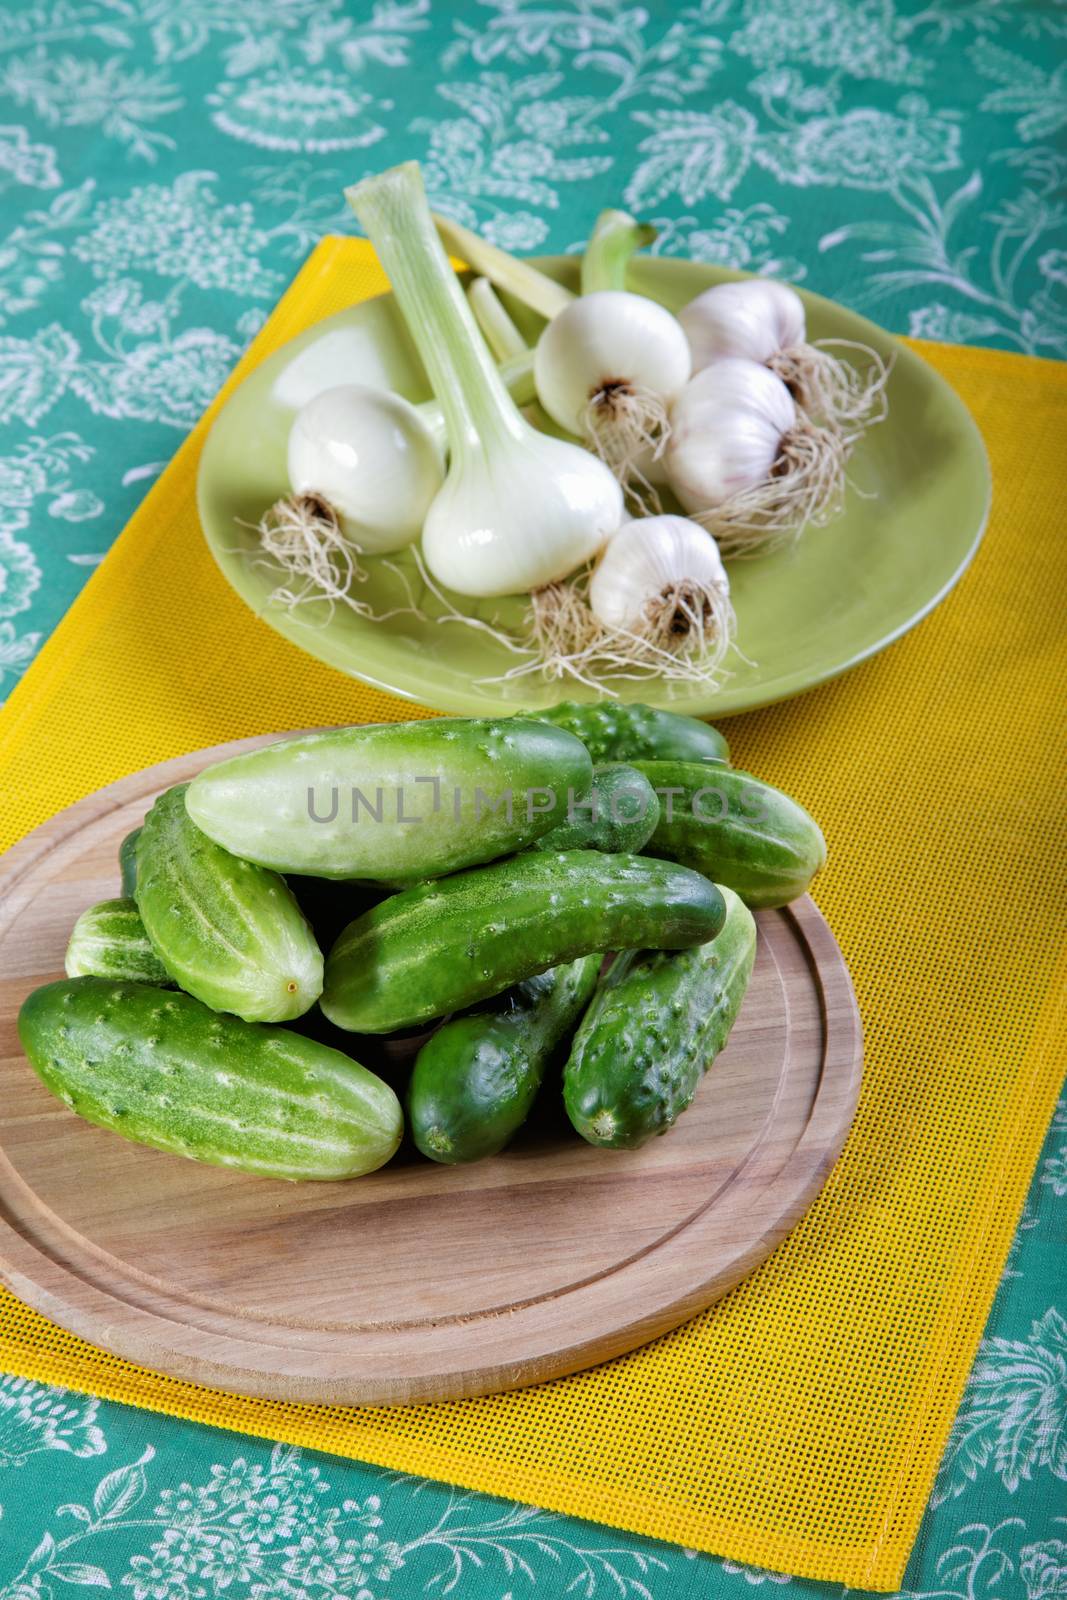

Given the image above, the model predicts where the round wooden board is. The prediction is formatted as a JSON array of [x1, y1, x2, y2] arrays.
[[0, 735, 862, 1405]]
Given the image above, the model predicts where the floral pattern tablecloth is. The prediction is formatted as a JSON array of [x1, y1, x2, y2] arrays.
[[0, 0, 1065, 1594]]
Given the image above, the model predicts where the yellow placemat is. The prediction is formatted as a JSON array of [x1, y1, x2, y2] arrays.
[[1, 238, 1064, 1590]]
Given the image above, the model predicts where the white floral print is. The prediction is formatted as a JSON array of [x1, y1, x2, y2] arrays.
[[1040, 1103, 1067, 1199], [0, 1376, 104, 1467], [0, 123, 59, 191], [933, 1309, 1067, 1508], [208, 71, 391, 153]]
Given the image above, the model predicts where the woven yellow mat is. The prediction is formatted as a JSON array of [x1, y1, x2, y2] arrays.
[[0, 239, 1064, 1589]]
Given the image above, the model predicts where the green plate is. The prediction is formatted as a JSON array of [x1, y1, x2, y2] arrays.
[[197, 255, 990, 717]]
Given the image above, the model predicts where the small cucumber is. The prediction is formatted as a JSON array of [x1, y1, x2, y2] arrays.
[[322, 851, 725, 1034], [136, 785, 323, 1023], [118, 826, 141, 897], [186, 718, 593, 884], [564, 887, 756, 1149], [528, 763, 660, 855], [528, 701, 729, 766], [18, 977, 402, 1180], [634, 761, 826, 908], [65, 898, 171, 986], [408, 954, 601, 1164]]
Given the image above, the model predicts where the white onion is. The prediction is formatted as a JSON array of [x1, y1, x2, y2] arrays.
[[422, 429, 623, 598], [535, 290, 692, 439], [287, 384, 444, 554]]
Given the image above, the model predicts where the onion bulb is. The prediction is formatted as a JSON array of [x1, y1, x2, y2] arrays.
[[436, 206, 690, 487], [536, 209, 690, 480], [665, 358, 847, 558], [679, 278, 887, 432], [348, 163, 623, 598], [535, 289, 691, 471], [287, 384, 445, 555]]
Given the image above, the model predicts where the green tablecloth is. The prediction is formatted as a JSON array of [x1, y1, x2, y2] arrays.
[[1, 0, 1065, 1592]]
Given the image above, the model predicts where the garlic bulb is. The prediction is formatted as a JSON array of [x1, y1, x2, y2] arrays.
[[665, 358, 796, 510], [287, 384, 445, 554], [679, 277, 889, 436], [664, 359, 848, 559], [589, 514, 732, 655], [679, 279, 805, 372]]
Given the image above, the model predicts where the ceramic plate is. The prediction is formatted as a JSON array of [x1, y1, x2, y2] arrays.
[[197, 256, 991, 717]]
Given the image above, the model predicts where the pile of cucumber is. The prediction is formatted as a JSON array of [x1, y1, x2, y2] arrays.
[[19, 702, 826, 1179]]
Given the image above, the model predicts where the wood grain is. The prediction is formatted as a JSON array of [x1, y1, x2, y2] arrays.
[[0, 734, 862, 1404]]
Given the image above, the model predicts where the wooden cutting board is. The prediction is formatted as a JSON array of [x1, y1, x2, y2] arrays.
[[0, 735, 862, 1405]]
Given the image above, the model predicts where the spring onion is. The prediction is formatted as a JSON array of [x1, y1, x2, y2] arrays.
[[437, 207, 690, 483], [287, 385, 445, 555], [534, 210, 691, 476], [347, 163, 623, 598], [282, 346, 537, 555]]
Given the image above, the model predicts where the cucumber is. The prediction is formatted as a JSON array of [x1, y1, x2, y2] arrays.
[[65, 898, 171, 986], [564, 887, 756, 1149], [408, 955, 601, 1164], [634, 762, 826, 908], [528, 701, 729, 766], [186, 718, 592, 884], [136, 785, 323, 1023], [322, 851, 725, 1034], [118, 826, 141, 897], [528, 763, 660, 855], [18, 978, 402, 1180]]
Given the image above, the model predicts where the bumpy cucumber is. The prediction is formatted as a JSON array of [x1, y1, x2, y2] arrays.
[[118, 827, 141, 897], [528, 763, 660, 855], [564, 887, 756, 1149], [528, 701, 729, 766], [186, 718, 592, 884], [136, 785, 323, 1023], [65, 898, 171, 985], [408, 955, 601, 1164], [634, 762, 826, 909], [18, 978, 402, 1180], [322, 851, 725, 1034]]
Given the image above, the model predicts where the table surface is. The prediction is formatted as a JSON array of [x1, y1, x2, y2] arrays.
[[1, 0, 1065, 1592]]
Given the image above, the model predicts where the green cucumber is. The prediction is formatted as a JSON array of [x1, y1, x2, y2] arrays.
[[118, 827, 141, 897], [528, 701, 729, 766], [528, 763, 659, 855], [634, 762, 826, 908], [18, 977, 402, 1180], [136, 785, 323, 1023], [322, 851, 725, 1034], [186, 717, 592, 884], [408, 954, 601, 1164], [65, 898, 171, 986], [564, 887, 756, 1149]]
